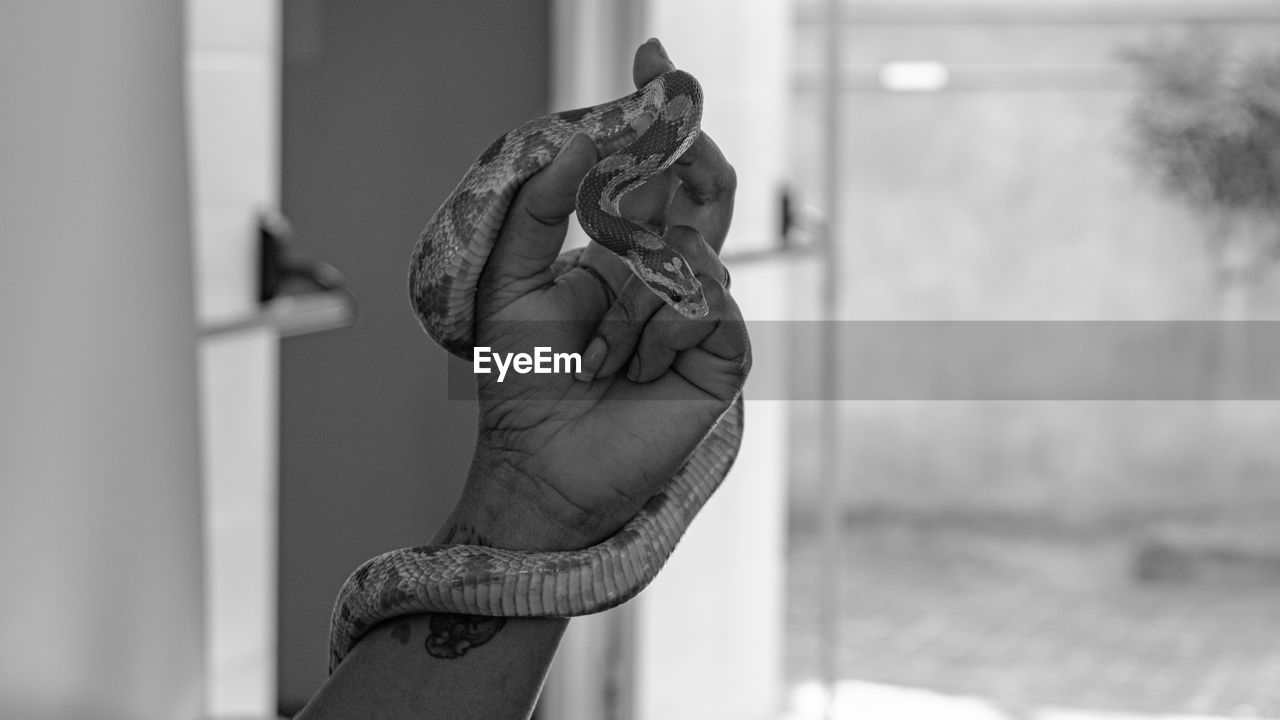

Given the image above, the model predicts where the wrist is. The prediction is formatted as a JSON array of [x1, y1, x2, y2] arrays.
[[432, 453, 600, 552]]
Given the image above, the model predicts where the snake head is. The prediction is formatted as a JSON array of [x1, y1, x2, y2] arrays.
[[623, 249, 710, 319], [662, 280, 709, 319], [647, 261, 709, 319]]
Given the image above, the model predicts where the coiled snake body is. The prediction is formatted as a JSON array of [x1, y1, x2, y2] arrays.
[[329, 70, 744, 672]]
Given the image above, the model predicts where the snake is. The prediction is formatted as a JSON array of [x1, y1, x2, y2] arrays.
[[328, 69, 744, 672]]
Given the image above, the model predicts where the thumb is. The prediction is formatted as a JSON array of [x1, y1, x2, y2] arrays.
[[483, 133, 598, 292]]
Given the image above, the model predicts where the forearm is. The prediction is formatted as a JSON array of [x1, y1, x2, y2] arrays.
[[296, 610, 567, 720], [297, 466, 586, 720]]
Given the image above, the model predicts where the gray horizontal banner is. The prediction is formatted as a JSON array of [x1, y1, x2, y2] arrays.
[[446, 321, 1280, 401]]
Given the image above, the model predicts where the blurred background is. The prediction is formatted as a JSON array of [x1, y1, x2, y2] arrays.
[[3, 1, 1279, 719]]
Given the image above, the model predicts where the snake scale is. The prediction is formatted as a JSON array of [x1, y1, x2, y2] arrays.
[[329, 69, 744, 672]]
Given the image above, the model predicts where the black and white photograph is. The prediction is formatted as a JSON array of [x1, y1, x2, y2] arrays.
[[3, 1, 1280, 719]]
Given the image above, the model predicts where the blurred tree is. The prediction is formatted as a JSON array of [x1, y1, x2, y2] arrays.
[[1123, 31, 1280, 315]]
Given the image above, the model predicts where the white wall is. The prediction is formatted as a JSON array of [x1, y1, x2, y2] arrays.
[[186, 0, 282, 716], [0, 2, 205, 718], [637, 4, 792, 718]]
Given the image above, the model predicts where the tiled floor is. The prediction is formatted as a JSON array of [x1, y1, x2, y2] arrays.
[[786, 519, 1280, 719]]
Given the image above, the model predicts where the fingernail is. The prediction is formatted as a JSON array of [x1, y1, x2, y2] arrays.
[[554, 133, 579, 161], [555, 133, 592, 164], [627, 356, 640, 382], [576, 336, 607, 382], [646, 37, 670, 62]]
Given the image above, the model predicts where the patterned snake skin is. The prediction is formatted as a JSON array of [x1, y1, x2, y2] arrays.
[[329, 69, 744, 672]]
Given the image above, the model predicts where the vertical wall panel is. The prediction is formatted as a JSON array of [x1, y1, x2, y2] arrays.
[[0, 2, 204, 718], [278, 2, 550, 710], [186, 0, 282, 715], [638, 4, 792, 719]]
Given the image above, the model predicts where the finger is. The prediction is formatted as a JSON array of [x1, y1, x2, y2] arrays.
[[627, 228, 733, 383], [667, 133, 737, 253], [623, 39, 694, 235], [577, 36, 681, 294], [668, 278, 752, 402], [576, 226, 729, 382], [628, 301, 714, 384], [481, 133, 598, 297], [633, 38, 676, 89]]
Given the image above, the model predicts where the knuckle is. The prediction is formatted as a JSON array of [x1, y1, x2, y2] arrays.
[[704, 161, 738, 204], [522, 205, 565, 229], [684, 164, 736, 205]]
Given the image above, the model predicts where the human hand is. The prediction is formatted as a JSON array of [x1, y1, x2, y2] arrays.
[[437, 38, 748, 552]]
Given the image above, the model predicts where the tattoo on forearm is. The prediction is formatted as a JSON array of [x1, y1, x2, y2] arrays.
[[390, 620, 413, 645], [426, 614, 507, 658], [385, 614, 506, 659]]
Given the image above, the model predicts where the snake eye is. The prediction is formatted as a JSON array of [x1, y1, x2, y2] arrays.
[[670, 292, 683, 303]]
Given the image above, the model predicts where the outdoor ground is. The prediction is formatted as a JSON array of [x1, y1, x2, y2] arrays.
[[785, 403, 1280, 718], [786, 517, 1280, 717]]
